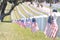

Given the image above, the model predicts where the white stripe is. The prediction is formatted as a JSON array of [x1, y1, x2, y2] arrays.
[[20, 4, 34, 17], [44, 18, 58, 38], [16, 6, 26, 18], [23, 3, 42, 15], [11, 10, 17, 22], [30, 4, 51, 15], [20, 4, 33, 17], [11, 11, 14, 21]]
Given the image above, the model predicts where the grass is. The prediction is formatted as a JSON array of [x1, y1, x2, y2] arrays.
[[0, 23, 51, 40], [0, 23, 60, 40], [57, 8, 60, 12], [3, 15, 11, 21]]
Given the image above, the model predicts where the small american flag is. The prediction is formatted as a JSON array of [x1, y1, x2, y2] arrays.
[[26, 18, 31, 28], [20, 19, 26, 28], [31, 18, 39, 32], [16, 19, 26, 28], [44, 15, 58, 38], [16, 20, 21, 25]]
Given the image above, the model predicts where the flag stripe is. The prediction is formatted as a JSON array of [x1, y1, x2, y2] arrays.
[[44, 16, 58, 38]]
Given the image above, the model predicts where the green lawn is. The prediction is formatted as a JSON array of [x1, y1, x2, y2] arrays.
[[3, 15, 11, 21], [0, 23, 50, 40], [57, 8, 60, 12], [0, 23, 60, 40]]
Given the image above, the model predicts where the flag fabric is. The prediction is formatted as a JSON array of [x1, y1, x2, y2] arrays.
[[26, 18, 31, 28], [44, 15, 58, 38], [20, 19, 26, 28], [31, 18, 39, 32], [16, 20, 21, 25], [16, 19, 26, 28]]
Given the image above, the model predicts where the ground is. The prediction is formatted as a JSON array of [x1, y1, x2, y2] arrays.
[[0, 22, 60, 40], [0, 2, 60, 40]]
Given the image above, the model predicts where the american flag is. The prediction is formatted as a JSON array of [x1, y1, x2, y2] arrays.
[[44, 15, 58, 38], [26, 18, 31, 28], [16, 19, 26, 28], [16, 20, 21, 25], [31, 18, 39, 32]]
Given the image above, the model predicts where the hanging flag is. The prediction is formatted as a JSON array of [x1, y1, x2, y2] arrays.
[[44, 15, 58, 38], [26, 18, 31, 28], [16, 20, 21, 26], [16, 19, 26, 28], [20, 19, 26, 28], [31, 18, 39, 32]]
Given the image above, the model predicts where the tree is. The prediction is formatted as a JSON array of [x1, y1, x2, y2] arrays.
[[0, 0, 22, 22]]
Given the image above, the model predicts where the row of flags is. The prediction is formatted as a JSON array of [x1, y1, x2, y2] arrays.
[[15, 15, 58, 38], [16, 19, 26, 28], [15, 18, 39, 32]]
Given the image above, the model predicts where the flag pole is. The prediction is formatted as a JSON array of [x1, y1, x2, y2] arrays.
[[50, 0, 56, 40]]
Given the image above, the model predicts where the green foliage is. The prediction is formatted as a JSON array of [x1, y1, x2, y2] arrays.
[[58, 8, 60, 12], [3, 15, 11, 21]]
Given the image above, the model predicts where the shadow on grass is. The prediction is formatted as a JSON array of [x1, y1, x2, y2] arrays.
[[2, 21, 12, 23]]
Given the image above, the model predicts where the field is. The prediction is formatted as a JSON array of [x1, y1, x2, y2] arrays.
[[0, 23, 60, 40], [0, 2, 60, 40]]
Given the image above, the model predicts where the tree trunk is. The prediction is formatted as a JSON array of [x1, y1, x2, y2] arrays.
[[1, 0, 7, 22]]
